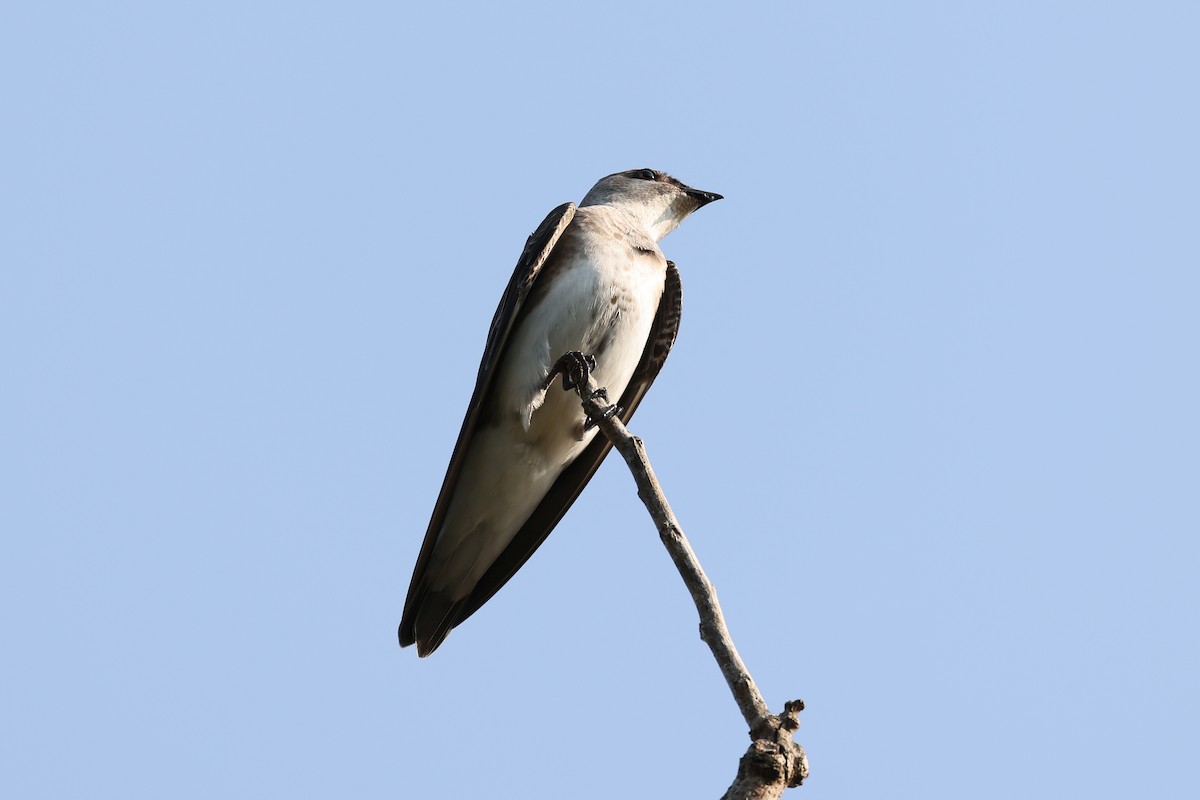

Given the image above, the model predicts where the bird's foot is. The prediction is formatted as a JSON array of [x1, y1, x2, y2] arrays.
[[583, 387, 622, 431], [544, 351, 597, 392], [583, 403, 621, 431]]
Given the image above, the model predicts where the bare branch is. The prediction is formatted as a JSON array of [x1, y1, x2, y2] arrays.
[[573, 378, 808, 797]]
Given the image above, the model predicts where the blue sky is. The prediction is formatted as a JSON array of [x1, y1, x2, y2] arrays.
[[3, 2, 1197, 798]]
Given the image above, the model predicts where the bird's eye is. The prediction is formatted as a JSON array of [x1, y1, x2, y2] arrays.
[[636, 169, 657, 181]]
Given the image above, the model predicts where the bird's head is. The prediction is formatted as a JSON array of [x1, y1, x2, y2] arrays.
[[580, 168, 722, 241]]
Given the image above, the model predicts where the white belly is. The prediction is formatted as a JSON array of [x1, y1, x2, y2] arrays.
[[429, 246, 666, 597]]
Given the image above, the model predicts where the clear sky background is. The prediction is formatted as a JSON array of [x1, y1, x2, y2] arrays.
[[3, 2, 1197, 798]]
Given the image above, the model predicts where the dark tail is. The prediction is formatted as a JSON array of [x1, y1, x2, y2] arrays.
[[398, 582, 467, 657]]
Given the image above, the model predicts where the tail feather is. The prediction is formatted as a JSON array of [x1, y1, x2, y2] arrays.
[[397, 578, 425, 648], [399, 582, 468, 657]]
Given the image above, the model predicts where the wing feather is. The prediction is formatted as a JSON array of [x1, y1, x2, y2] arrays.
[[455, 261, 685, 624], [398, 202, 576, 648]]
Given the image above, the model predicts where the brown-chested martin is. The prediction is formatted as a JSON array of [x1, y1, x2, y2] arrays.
[[399, 169, 721, 656]]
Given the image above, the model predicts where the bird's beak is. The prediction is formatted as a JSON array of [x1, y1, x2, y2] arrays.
[[684, 186, 723, 207]]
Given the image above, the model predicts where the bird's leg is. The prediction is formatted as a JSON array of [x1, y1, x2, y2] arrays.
[[545, 352, 621, 429], [543, 351, 597, 392]]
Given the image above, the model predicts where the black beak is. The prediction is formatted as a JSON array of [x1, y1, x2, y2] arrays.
[[684, 187, 723, 207]]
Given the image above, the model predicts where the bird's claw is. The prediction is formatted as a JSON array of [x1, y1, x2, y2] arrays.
[[545, 352, 619, 429], [583, 399, 622, 431], [544, 351, 597, 392]]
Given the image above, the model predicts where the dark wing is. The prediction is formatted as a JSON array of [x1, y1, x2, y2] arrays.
[[455, 260, 684, 624], [398, 202, 576, 648]]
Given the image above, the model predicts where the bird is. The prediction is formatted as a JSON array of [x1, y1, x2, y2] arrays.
[[399, 168, 722, 656]]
